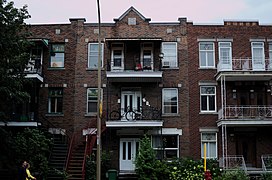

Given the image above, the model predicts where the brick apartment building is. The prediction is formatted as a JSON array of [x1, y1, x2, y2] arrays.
[[1, 6, 272, 178]]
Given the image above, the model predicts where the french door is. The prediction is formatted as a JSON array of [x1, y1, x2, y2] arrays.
[[252, 42, 265, 70], [119, 138, 139, 171], [121, 91, 142, 120]]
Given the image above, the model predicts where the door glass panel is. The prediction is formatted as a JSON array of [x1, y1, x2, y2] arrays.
[[122, 142, 126, 160], [128, 142, 131, 160]]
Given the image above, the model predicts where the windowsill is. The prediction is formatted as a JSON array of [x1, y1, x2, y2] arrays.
[[86, 67, 105, 71], [198, 67, 216, 70], [199, 112, 218, 115], [45, 113, 64, 117], [47, 67, 66, 70], [85, 113, 97, 117], [162, 113, 180, 117]]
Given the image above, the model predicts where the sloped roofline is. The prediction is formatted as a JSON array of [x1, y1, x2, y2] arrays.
[[114, 6, 151, 22]]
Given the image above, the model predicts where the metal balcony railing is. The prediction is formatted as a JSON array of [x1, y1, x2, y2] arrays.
[[218, 106, 272, 120], [261, 154, 272, 172], [217, 58, 272, 72], [24, 58, 42, 74], [219, 155, 247, 172]]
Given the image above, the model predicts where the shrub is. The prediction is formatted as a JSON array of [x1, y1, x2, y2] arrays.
[[214, 169, 249, 180]]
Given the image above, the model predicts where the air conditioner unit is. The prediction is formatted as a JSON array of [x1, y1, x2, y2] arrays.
[[162, 61, 170, 67]]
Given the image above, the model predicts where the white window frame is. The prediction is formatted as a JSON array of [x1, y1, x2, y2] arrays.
[[152, 135, 179, 160], [200, 86, 216, 113], [50, 44, 65, 68], [162, 88, 178, 114], [111, 43, 124, 71], [269, 43, 272, 59], [161, 42, 178, 68], [199, 42, 215, 68], [88, 43, 104, 69], [201, 132, 217, 159], [48, 88, 63, 113], [141, 42, 153, 70], [218, 42, 232, 65], [87, 88, 99, 114]]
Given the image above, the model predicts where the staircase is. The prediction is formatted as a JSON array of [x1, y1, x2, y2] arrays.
[[67, 141, 85, 180], [47, 134, 69, 180]]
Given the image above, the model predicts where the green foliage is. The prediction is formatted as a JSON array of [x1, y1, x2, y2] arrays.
[[214, 169, 249, 180], [14, 128, 53, 178], [135, 135, 159, 180], [0, 0, 32, 117], [261, 173, 272, 180], [169, 158, 204, 180]]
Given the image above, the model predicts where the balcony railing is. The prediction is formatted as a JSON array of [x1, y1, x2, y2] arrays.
[[219, 155, 247, 172], [24, 58, 42, 75], [218, 106, 272, 120], [108, 106, 162, 121], [217, 58, 272, 72]]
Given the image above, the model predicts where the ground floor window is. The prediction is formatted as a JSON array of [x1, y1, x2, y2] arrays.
[[201, 132, 217, 159], [152, 135, 178, 160]]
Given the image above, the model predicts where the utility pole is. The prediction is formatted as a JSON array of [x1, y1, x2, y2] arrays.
[[96, 0, 102, 179]]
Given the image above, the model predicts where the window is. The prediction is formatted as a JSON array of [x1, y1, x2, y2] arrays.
[[141, 43, 153, 70], [162, 88, 178, 114], [219, 42, 232, 67], [152, 135, 178, 160], [201, 132, 217, 159], [161, 42, 177, 68], [251, 42, 265, 70], [88, 43, 104, 68], [50, 44, 65, 68], [111, 43, 124, 70], [200, 86, 216, 112], [48, 88, 63, 113], [199, 42, 215, 68], [87, 88, 98, 113]]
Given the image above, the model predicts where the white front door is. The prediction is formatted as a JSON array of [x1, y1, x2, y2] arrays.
[[120, 138, 139, 171], [121, 91, 142, 120]]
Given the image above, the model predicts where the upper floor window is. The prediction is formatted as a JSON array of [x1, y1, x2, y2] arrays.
[[50, 44, 65, 68], [152, 135, 179, 160], [199, 42, 215, 68], [87, 88, 98, 113], [201, 132, 217, 159], [111, 43, 124, 71], [88, 43, 104, 69], [200, 86, 216, 112], [251, 42, 265, 70], [141, 43, 153, 70], [161, 42, 177, 68], [48, 88, 63, 113], [218, 42, 232, 66], [162, 88, 178, 114]]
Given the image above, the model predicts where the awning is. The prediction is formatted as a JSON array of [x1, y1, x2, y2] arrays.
[[28, 38, 49, 47], [106, 120, 163, 128]]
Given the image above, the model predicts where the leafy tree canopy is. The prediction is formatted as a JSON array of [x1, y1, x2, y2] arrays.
[[0, 0, 31, 118]]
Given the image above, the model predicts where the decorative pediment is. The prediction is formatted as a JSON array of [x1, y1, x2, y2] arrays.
[[114, 6, 151, 23]]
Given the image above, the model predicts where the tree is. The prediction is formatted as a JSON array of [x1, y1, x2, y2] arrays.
[[0, 0, 31, 120]]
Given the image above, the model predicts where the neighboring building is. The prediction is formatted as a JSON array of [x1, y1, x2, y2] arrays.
[[1, 6, 272, 179], [188, 20, 272, 170]]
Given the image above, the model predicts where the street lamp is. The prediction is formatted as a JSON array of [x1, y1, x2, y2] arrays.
[[96, 0, 102, 180]]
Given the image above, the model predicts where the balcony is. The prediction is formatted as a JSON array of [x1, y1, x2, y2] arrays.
[[216, 58, 272, 81], [0, 112, 40, 127], [217, 106, 272, 126], [106, 106, 163, 127], [106, 58, 163, 82]]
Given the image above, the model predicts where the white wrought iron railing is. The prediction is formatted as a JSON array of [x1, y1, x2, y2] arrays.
[[219, 106, 272, 120], [261, 154, 272, 172], [217, 58, 272, 72], [220, 155, 247, 172]]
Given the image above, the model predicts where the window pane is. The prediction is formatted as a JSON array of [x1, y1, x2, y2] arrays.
[[201, 96, 207, 111], [52, 44, 64, 52], [87, 88, 98, 113], [89, 43, 103, 68], [48, 88, 63, 113], [162, 42, 177, 67], [209, 96, 215, 111], [163, 89, 178, 114]]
